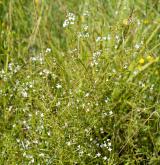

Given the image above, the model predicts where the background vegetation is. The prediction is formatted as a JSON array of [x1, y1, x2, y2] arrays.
[[0, 0, 160, 164]]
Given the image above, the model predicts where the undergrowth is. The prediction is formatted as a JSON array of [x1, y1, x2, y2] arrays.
[[0, 0, 160, 164]]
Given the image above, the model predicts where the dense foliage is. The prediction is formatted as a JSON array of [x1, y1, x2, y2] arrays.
[[0, 0, 160, 164]]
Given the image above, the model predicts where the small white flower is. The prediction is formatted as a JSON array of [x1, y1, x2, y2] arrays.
[[79, 150, 84, 155], [63, 19, 69, 27], [107, 35, 111, 40], [77, 145, 81, 150], [108, 142, 112, 147], [85, 93, 90, 97], [103, 143, 107, 147], [105, 97, 109, 103], [86, 108, 90, 112], [96, 36, 107, 42], [87, 153, 91, 156], [135, 44, 140, 49], [23, 152, 26, 157], [8, 106, 13, 111], [108, 148, 112, 152], [21, 91, 28, 98], [103, 156, 107, 160], [67, 141, 71, 146], [115, 35, 119, 40], [56, 83, 62, 89], [96, 36, 101, 42], [83, 11, 89, 16], [47, 131, 51, 136], [100, 128, 104, 133], [31, 158, 34, 163], [39, 153, 45, 157], [43, 69, 50, 75], [46, 48, 51, 53], [33, 140, 38, 144], [83, 25, 88, 31], [109, 111, 113, 115], [137, 20, 141, 26], [90, 138, 93, 141], [23, 120, 27, 124], [96, 152, 101, 157], [133, 70, 138, 75], [56, 101, 61, 106]]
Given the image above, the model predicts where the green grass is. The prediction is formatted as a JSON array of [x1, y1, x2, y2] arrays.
[[0, 0, 160, 164]]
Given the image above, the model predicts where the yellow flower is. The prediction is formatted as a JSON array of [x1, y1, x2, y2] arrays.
[[81, 16, 85, 23], [139, 58, 145, 64], [146, 55, 154, 62], [34, 0, 41, 6], [143, 19, 149, 24], [123, 19, 128, 26]]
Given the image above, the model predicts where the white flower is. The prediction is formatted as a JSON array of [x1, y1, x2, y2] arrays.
[[46, 48, 51, 53], [135, 44, 140, 49], [105, 97, 109, 103], [21, 91, 28, 98], [133, 70, 138, 75], [83, 11, 89, 16], [43, 69, 50, 75], [63, 12, 75, 28], [85, 93, 90, 97], [47, 131, 51, 136], [108, 142, 112, 147], [83, 25, 88, 31], [79, 150, 84, 155], [108, 148, 112, 152], [107, 35, 111, 40], [56, 83, 62, 89], [31, 158, 34, 163], [56, 101, 61, 106], [137, 20, 141, 26], [103, 143, 107, 147], [96, 36, 107, 42], [67, 141, 71, 146], [96, 152, 101, 157], [39, 153, 45, 157], [115, 35, 119, 40], [109, 111, 113, 115], [68, 13, 75, 21], [103, 156, 107, 160], [8, 63, 13, 71], [23, 152, 26, 157], [96, 36, 101, 42], [63, 19, 69, 27]]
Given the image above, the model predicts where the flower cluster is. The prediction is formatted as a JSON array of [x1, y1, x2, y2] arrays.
[[92, 50, 102, 66], [63, 13, 76, 28], [0, 63, 21, 82], [13, 79, 35, 98], [96, 36, 107, 42], [77, 24, 89, 38]]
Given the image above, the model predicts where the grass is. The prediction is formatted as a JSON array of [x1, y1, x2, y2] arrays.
[[0, 0, 160, 164]]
